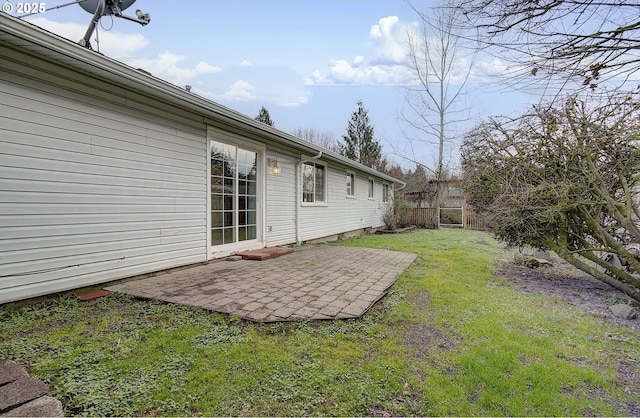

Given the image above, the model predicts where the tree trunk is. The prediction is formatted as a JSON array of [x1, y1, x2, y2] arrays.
[[547, 241, 640, 303]]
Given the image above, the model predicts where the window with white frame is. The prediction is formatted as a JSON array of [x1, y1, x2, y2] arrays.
[[302, 161, 326, 203], [382, 183, 390, 203], [346, 171, 355, 198], [368, 178, 374, 199]]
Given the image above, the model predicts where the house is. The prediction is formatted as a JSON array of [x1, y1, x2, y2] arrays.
[[403, 179, 464, 209], [0, 14, 401, 304]]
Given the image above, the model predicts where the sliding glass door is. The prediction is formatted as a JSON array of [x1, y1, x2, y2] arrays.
[[210, 140, 258, 246]]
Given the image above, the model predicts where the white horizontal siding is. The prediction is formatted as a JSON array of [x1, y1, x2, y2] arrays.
[[0, 47, 208, 303], [265, 150, 297, 246], [264, 152, 390, 246], [298, 162, 389, 242], [0, 177, 202, 198], [2, 250, 204, 305]]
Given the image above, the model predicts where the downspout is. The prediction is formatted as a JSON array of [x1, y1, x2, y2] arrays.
[[295, 151, 323, 245], [79, 0, 105, 49]]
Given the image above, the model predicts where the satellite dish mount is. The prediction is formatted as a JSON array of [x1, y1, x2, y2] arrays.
[[79, 0, 150, 49]]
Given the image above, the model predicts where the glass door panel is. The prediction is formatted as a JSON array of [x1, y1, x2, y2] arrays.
[[211, 141, 258, 246]]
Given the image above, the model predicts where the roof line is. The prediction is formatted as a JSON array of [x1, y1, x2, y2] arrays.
[[0, 13, 404, 185]]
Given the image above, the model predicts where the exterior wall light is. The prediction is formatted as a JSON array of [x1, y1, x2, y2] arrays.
[[267, 157, 281, 174]]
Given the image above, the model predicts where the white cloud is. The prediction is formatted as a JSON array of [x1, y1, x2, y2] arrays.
[[128, 52, 221, 87], [26, 16, 314, 116], [26, 17, 221, 89], [217, 67, 312, 107], [281, 94, 310, 107], [369, 16, 412, 65], [308, 15, 415, 86], [475, 58, 510, 77], [194, 80, 256, 102], [221, 79, 256, 101], [307, 59, 412, 86], [473, 57, 530, 83], [27, 17, 148, 58]]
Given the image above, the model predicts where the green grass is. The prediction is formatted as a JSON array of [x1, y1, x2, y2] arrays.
[[1, 229, 638, 416]]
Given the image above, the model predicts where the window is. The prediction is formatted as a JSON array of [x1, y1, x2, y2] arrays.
[[346, 171, 355, 198], [368, 178, 374, 199], [382, 183, 390, 203], [302, 161, 326, 203]]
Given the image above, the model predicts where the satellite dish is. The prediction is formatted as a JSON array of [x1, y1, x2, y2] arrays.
[[79, 0, 136, 15], [78, 0, 150, 49]]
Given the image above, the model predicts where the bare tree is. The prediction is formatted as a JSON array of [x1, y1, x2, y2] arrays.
[[291, 127, 338, 152], [401, 2, 476, 210], [462, 93, 640, 302], [455, 0, 640, 91]]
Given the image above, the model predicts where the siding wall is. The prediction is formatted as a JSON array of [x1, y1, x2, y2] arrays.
[[265, 149, 297, 246], [297, 161, 389, 242], [0, 29, 396, 303], [265, 152, 390, 246], [0, 45, 208, 303]]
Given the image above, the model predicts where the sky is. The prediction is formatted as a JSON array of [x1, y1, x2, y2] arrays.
[[9, 0, 537, 170]]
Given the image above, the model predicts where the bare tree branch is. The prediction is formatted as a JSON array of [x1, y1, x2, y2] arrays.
[[400, 1, 478, 207], [462, 91, 640, 301], [454, 0, 640, 90]]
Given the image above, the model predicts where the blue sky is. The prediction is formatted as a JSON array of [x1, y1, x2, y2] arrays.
[[14, 0, 536, 169]]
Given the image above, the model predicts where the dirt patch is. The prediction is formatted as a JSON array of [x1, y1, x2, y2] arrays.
[[376, 225, 418, 235], [494, 252, 640, 334], [400, 290, 460, 372], [403, 323, 458, 358]]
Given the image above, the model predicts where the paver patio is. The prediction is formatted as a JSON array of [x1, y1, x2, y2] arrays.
[[104, 246, 418, 322]]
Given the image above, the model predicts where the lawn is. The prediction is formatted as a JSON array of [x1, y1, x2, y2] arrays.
[[1, 229, 638, 416]]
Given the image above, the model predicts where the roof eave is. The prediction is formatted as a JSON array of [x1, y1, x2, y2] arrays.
[[0, 14, 404, 185]]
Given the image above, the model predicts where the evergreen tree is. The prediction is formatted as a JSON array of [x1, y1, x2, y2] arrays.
[[255, 106, 274, 126], [339, 100, 382, 168]]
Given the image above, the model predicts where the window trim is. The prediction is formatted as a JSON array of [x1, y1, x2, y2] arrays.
[[301, 161, 328, 206], [346, 170, 356, 199], [368, 177, 375, 200], [207, 135, 266, 254], [382, 183, 391, 203]]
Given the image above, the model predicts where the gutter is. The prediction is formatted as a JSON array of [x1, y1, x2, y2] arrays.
[[295, 151, 323, 245]]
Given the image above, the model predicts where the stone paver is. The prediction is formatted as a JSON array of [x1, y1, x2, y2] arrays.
[[0, 378, 49, 412], [105, 246, 417, 322], [0, 363, 62, 417], [0, 364, 27, 387], [2, 396, 63, 417]]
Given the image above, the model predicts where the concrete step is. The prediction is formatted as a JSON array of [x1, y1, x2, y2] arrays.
[[237, 247, 295, 261]]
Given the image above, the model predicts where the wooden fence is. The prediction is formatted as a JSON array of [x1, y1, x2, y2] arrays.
[[411, 208, 438, 228], [411, 206, 487, 230], [464, 207, 487, 231]]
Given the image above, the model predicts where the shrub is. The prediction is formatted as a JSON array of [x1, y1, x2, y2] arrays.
[[383, 197, 414, 230], [439, 208, 462, 225]]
